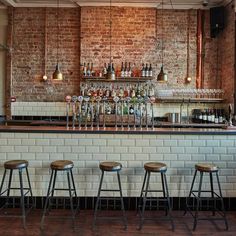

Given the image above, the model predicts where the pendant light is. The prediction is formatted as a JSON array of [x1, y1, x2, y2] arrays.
[[52, 0, 63, 81], [157, 0, 167, 82], [106, 0, 115, 81]]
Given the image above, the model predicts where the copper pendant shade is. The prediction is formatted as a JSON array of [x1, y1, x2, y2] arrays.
[[52, 0, 63, 81], [157, 0, 167, 83], [157, 66, 167, 82], [53, 63, 63, 81]]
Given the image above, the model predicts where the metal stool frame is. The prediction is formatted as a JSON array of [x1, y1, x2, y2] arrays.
[[185, 169, 228, 231], [93, 168, 127, 230], [138, 169, 174, 231], [40, 167, 79, 229], [0, 166, 34, 228]]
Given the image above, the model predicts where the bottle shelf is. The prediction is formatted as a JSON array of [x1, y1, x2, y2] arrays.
[[156, 97, 224, 103], [81, 76, 154, 83]]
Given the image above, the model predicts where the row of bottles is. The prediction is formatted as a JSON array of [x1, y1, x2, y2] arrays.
[[82, 63, 95, 77], [81, 62, 153, 78], [141, 63, 153, 77], [192, 109, 225, 124], [80, 83, 155, 98]]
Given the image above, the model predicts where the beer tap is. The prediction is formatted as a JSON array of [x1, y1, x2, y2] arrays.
[[126, 97, 131, 130], [120, 98, 124, 129], [65, 95, 72, 130], [150, 96, 156, 129], [95, 96, 101, 129], [71, 95, 78, 130], [102, 97, 107, 129], [138, 97, 143, 129], [113, 96, 120, 130], [77, 96, 83, 130], [90, 97, 95, 129], [83, 96, 90, 129], [144, 96, 149, 129]]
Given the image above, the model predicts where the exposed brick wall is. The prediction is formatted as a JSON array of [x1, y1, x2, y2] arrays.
[[7, 7, 80, 103], [218, 1, 235, 103], [5, 5, 234, 110], [81, 7, 197, 87]]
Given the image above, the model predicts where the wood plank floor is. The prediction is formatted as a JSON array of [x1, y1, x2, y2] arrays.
[[0, 210, 236, 236]]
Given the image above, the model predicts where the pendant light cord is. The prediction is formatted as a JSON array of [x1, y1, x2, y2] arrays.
[[109, 0, 112, 65], [57, 0, 59, 64], [161, 0, 164, 66], [187, 10, 190, 77], [45, 8, 47, 75]]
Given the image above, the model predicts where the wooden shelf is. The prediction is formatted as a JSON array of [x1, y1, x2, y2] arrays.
[[81, 76, 154, 83], [156, 97, 224, 103]]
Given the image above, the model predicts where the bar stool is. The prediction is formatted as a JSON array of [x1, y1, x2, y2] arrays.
[[40, 160, 78, 229], [0, 160, 34, 228], [138, 162, 174, 230], [93, 161, 127, 229], [185, 163, 228, 231]]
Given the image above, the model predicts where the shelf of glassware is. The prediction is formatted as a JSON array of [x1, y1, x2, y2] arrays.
[[81, 76, 154, 83], [156, 97, 224, 103]]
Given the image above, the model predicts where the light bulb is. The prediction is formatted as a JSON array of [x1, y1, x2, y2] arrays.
[[186, 76, 192, 83], [43, 75, 48, 81]]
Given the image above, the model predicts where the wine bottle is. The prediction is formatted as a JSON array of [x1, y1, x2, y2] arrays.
[[121, 62, 125, 77], [87, 63, 91, 76], [141, 64, 145, 77], [148, 63, 153, 77], [145, 63, 149, 77]]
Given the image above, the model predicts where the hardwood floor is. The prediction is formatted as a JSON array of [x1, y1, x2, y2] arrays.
[[0, 210, 235, 236]]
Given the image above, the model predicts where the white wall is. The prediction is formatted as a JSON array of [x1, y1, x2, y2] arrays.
[[0, 132, 235, 197]]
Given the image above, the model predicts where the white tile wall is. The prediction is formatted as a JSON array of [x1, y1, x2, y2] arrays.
[[11, 102, 219, 118], [0, 132, 236, 198]]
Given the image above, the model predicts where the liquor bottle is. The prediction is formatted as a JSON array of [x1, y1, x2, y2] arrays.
[[121, 62, 125, 77], [202, 109, 207, 124], [211, 109, 215, 123], [199, 110, 203, 123], [103, 63, 107, 76], [111, 63, 116, 80], [218, 110, 223, 123], [145, 63, 149, 77], [207, 109, 212, 123], [214, 109, 219, 124], [141, 64, 145, 77], [148, 64, 153, 77], [87, 63, 91, 76], [128, 62, 132, 77], [83, 62, 87, 76], [124, 62, 128, 77], [91, 63, 94, 76]]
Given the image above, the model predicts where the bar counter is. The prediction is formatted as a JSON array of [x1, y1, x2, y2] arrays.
[[0, 124, 236, 207]]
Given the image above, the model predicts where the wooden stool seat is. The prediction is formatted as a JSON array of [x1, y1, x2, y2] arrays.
[[99, 161, 122, 171], [144, 162, 167, 172], [4, 160, 28, 169], [50, 160, 74, 170], [195, 163, 218, 172]]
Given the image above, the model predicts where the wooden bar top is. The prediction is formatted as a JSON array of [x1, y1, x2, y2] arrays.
[[0, 125, 235, 135]]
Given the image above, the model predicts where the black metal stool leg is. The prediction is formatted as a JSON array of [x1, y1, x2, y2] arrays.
[[161, 172, 167, 215], [209, 172, 215, 216], [216, 172, 228, 230], [163, 172, 174, 231], [93, 170, 104, 228], [6, 169, 13, 207], [40, 169, 54, 229], [19, 168, 26, 229], [0, 169, 7, 195], [184, 169, 197, 215], [48, 170, 57, 212], [193, 171, 203, 231], [117, 171, 127, 230], [137, 171, 147, 214], [26, 167, 35, 208], [139, 171, 151, 230], [70, 169, 79, 213], [67, 170, 75, 228]]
